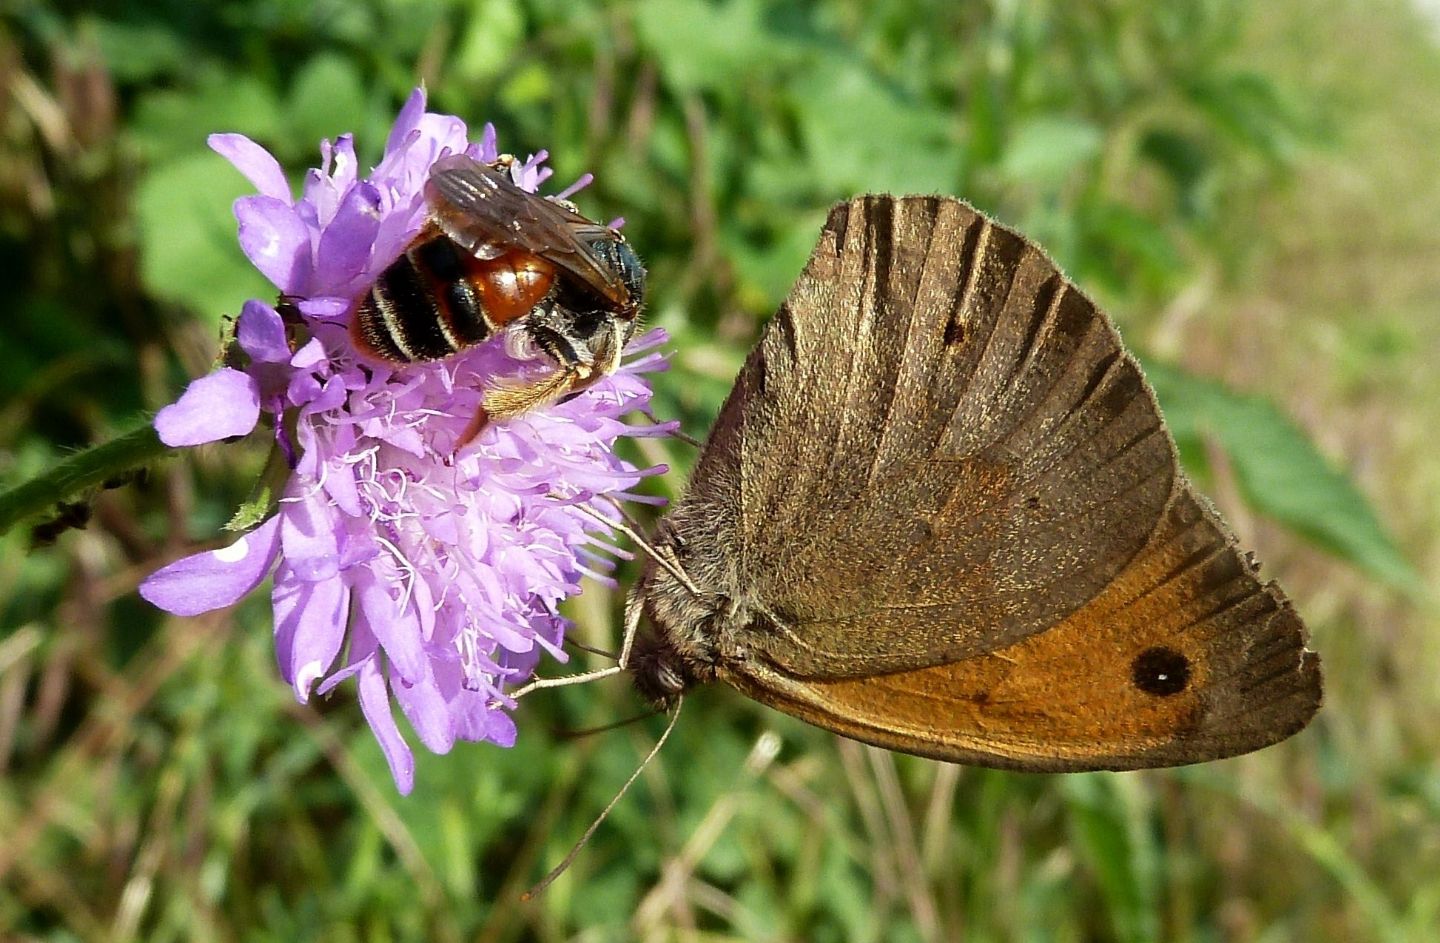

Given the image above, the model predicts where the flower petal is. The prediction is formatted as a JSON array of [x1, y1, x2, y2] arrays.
[[209, 133, 291, 202], [236, 300, 291, 363], [358, 654, 414, 794], [354, 569, 427, 683], [318, 614, 378, 696], [486, 709, 517, 748], [314, 181, 383, 295], [271, 564, 349, 701], [235, 195, 314, 294], [384, 87, 427, 158], [280, 493, 341, 582], [392, 672, 455, 754], [138, 515, 281, 616], [154, 367, 260, 446]]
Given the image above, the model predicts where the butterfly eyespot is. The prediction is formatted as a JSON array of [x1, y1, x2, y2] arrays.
[[1131, 646, 1191, 697]]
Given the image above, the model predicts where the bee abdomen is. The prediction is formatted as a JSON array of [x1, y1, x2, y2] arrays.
[[352, 237, 493, 363], [411, 239, 493, 348]]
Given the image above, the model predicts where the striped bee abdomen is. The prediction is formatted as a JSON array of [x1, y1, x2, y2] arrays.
[[351, 232, 495, 363]]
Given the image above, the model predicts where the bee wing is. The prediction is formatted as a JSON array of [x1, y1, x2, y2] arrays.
[[424, 154, 630, 304]]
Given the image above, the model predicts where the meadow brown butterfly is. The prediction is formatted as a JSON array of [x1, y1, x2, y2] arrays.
[[625, 194, 1321, 770]]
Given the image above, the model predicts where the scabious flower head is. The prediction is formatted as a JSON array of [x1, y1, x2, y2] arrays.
[[140, 88, 672, 794]]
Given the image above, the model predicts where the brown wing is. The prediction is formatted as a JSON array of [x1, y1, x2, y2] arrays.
[[424, 154, 629, 304], [684, 195, 1177, 676], [721, 487, 1321, 770]]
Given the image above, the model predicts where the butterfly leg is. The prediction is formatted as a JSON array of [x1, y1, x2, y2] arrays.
[[511, 502, 702, 699]]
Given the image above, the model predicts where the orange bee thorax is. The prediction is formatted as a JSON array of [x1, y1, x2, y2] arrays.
[[467, 250, 557, 325]]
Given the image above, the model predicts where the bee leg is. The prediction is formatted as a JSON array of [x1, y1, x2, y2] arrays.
[[484, 363, 589, 417], [453, 311, 621, 454], [557, 318, 627, 405], [452, 404, 493, 454], [453, 364, 589, 455]]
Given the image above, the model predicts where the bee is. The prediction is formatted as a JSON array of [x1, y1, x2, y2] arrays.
[[350, 154, 646, 445]]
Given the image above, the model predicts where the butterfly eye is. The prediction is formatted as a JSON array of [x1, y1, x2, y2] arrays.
[[656, 661, 686, 696], [1131, 647, 1191, 697]]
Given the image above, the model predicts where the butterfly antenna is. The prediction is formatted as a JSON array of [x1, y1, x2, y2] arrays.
[[633, 413, 702, 448], [522, 697, 684, 901], [565, 637, 619, 661], [552, 706, 665, 741], [670, 428, 703, 449]]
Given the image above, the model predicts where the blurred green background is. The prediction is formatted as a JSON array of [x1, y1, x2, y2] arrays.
[[2, 0, 1437, 940]]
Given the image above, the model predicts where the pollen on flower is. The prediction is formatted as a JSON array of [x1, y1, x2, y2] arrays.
[[138, 86, 676, 795]]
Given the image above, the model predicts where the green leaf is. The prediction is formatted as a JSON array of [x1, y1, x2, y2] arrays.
[[999, 116, 1103, 185], [634, 0, 786, 93], [1062, 773, 1161, 943], [136, 151, 273, 319], [793, 59, 960, 194], [1077, 204, 1184, 297], [131, 73, 284, 165], [287, 54, 370, 148], [1146, 361, 1421, 593], [452, 0, 527, 84], [725, 207, 829, 309], [86, 16, 189, 82]]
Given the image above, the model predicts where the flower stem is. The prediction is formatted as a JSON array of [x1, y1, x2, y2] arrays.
[[0, 424, 170, 536]]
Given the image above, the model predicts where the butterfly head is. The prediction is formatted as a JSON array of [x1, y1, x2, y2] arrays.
[[628, 630, 695, 710]]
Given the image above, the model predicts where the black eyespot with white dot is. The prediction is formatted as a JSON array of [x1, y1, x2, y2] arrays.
[[1131, 647, 1190, 697]]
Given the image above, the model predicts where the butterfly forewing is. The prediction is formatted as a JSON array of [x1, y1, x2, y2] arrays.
[[693, 196, 1178, 677]]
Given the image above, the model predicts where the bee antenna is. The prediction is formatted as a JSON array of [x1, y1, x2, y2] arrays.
[[521, 698, 684, 901]]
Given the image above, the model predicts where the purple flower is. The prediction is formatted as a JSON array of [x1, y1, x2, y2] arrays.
[[141, 88, 672, 794]]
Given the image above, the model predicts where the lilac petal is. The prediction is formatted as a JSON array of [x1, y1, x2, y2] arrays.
[[272, 565, 349, 701], [330, 134, 359, 192], [291, 337, 327, 370], [286, 370, 323, 409], [237, 300, 290, 363], [154, 367, 260, 446], [235, 195, 314, 294], [358, 654, 414, 794], [314, 181, 382, 293], [337, 517, 380, 569], [301, 376, 348, 415], [451, 696, 490, 742], [354, 569, 427, 683], [476, 123, 499, 162], [487, 709, 517, 748], [413, 114, 469, 166], [392, 673, 455, 754], [322, 458, 362, 517], [295, 296, 350, 323], [280, 494, 341, 582], [385, 87, 428, 157], [138, 515, 281, 616], [318, 616, 379, 696], [208, 133, 291, 202]]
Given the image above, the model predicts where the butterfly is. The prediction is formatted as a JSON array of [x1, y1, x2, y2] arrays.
[[619, 194, 1321, 771]]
